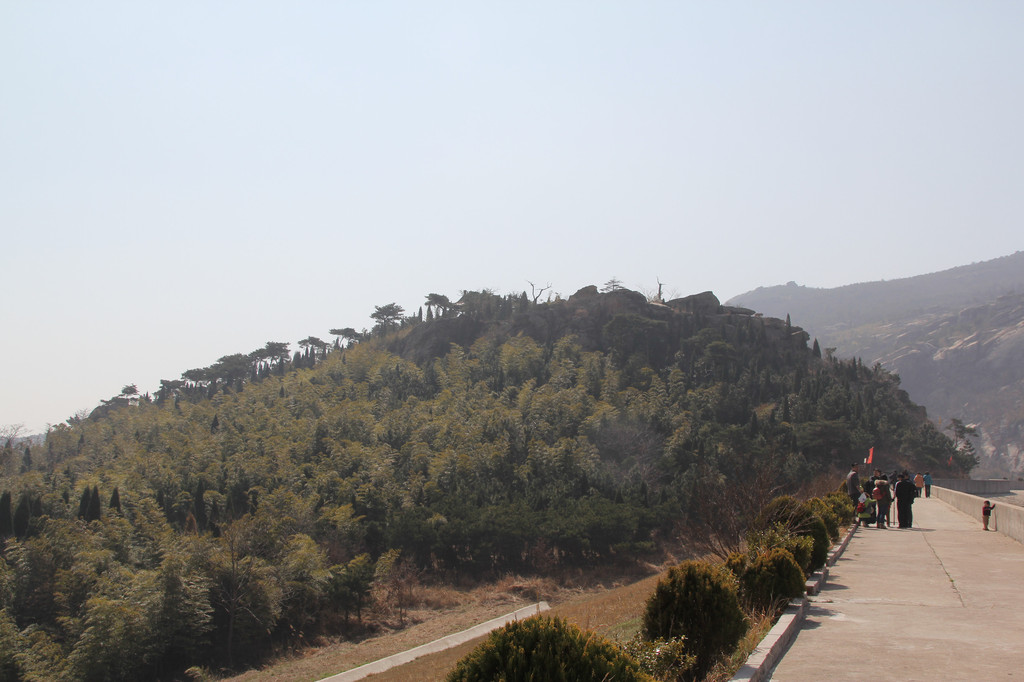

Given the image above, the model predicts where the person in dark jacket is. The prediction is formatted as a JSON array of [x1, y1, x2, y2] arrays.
[[873, 479, 892, 528], [893, 472, 917, 528], [846, 464, 861, 522], [846, 464, 861, 502]]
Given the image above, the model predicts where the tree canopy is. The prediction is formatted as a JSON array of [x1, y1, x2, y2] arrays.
[[0, 284, 965, 680]]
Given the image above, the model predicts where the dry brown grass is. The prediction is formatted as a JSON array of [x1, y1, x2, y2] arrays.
[[219, 553, 778, 682], [220, 566, 664, 682], [705, 608, 776, 682], [361, 572, 664, 682]]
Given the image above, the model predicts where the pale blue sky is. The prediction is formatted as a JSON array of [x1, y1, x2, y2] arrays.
[[2, 2, 1022, 433]]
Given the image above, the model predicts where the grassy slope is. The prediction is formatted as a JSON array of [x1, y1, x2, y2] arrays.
[[224, 572, 663, 682], [359, 574, 661, 682]]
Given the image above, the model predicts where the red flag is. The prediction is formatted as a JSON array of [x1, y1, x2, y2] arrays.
[[948, 455, 954, 466], [867, 447, 874, 464]]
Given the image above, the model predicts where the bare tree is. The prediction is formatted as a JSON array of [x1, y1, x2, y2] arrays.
[[0, 424, 24, 476], [1, 423, 24, 448], [642, 278, 680, 304], [684, 462, 782, 560], [527, 281, 551, 304], [372, 549, 419, 625]]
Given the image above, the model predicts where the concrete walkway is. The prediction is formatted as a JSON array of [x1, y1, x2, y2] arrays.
[[318, 602, 550, 681], [768, 497, 1024, 680]]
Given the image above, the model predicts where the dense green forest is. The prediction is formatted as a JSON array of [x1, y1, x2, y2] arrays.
[[0, 285, 974, 680]]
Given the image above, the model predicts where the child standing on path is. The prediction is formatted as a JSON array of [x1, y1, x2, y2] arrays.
[[983, 501, 995, 530]]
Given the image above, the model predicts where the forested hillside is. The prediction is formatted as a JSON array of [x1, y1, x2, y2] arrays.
[[0, 285, 971, 680]]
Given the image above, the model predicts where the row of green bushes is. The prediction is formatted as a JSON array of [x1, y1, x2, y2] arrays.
[[446, 491, 854, 681]]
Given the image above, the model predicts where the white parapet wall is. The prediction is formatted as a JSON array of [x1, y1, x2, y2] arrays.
[[931, 479, 1014, 494], [932, 486, 1024, 545]]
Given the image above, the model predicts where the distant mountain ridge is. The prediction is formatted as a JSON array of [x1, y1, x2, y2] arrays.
[[728, 251, 1024, 332], [727, 251, 1024, 477]]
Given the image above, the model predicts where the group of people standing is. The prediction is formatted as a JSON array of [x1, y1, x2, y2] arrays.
[[846, 464, 932, 529]]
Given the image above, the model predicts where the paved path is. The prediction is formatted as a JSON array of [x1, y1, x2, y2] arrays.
[[318, 602, 550, 681], [769, 497, 1024, 680]]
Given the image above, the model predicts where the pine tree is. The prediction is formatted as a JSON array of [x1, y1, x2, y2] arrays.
[[78, 487, 91, 519], [0, 491, 13, 539], [12, 493, 31, 538], [88, 485, 102, 522]]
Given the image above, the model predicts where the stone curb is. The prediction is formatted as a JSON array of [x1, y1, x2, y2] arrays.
[[806, 516, 857, 595], [729, 522, 857, 682], [317, 601, 550, 682]]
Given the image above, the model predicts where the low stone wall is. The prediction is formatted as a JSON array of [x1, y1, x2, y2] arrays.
[[931, 479, 1014, 494], [932, 486, 1024, 545], [730, 522, 858, 682]]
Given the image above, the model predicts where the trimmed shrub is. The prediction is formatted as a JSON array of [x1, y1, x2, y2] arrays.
[[643, 560, 747, 681], [753, 495, 811, 531], [822, 491, 854, 521], [782, 535, 814, 577], [804, 497, 840, 542], [724, 551, 747, 578], [746, 524, 814, 577], [740, 548, 805, 611], [446, 615, 653, 682], [803, 516, 831, 571], [754, 495, 831, 574]]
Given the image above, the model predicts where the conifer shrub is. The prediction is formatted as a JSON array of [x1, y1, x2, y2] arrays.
[[822, 491, 855, 521], [754, 495, 830, 573], [642, 560, 747, 681], [804, 497, 840, 542], [803, 515, 831, 571], [724, 551, 747, 577], [754, 495, 811, 531], [446, 615, 653, 682], [746, 525, 814, 577], [783, 534, 813, 577], [739, 548, 805, 611]]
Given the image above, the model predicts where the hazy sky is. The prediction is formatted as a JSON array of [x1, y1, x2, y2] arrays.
[[3, 2, 1022, 434]]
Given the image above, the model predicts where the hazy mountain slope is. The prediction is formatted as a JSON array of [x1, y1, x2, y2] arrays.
[[728, 251, 1024, 332], [727, 252, 1024, 476], [853, 294, 1024, 477]]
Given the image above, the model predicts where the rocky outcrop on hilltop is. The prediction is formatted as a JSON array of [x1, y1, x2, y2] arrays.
[[391, 287, 811, 368]]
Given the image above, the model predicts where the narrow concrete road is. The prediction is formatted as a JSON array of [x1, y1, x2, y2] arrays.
[[318, 602, 550, 682], [769, 497, 1024, 680]]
